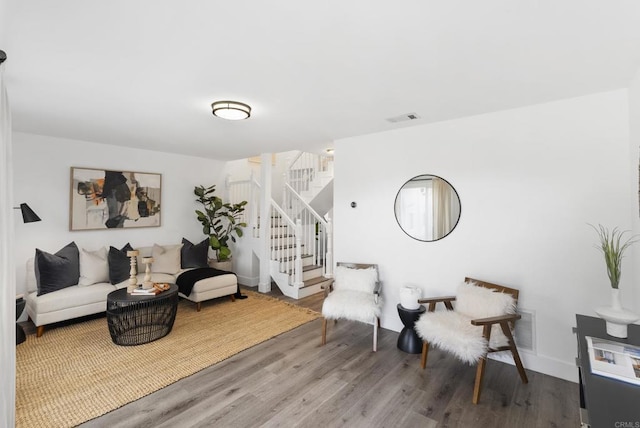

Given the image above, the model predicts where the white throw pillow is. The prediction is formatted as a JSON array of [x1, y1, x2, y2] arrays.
[[455, 281, 516, 319], [78, 247, 109, 286], [151, 243, 183, 274], [333, 265, 378, 293]]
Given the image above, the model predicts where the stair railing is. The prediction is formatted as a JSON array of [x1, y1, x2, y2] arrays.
[[229, 175, 305, 287], [282, 183, 333, 278], [286, 151, 334, 196], [269, 202, 304, 287], [227, 163, 335, 293]]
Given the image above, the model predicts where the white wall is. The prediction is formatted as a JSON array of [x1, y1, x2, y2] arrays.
[[13, 132, 226, 297], [334, 89, 633, 382]]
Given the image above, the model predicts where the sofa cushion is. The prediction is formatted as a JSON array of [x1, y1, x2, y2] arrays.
[[181, 238, 209, 269], [35, 242, 80, 296], [79, 246, 109, 286], [26, 258, 37, 294], [152, 243, 183, 274], [108, 243, 134, 285], [113, 272, 178, 290], [28, 283, 115, 314]]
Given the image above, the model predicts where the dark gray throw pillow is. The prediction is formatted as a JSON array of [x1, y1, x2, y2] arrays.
[[35, 242, 80, 296], [108, 243, 134, 284], [181, 238, 209, 269]]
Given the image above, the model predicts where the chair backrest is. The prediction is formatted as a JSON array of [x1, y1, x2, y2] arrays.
[[463, 277, 519, 330], [334, 262, 379, 293], [337, 262, 378, 272], [464, 277, 519, 303]]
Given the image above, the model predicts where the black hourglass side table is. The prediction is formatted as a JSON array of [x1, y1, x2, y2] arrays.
[[397, 304, 426, 354]]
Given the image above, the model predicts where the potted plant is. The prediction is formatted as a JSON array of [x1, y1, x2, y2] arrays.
[[194, 184, 247, 270], [590, 224, 639, 338]]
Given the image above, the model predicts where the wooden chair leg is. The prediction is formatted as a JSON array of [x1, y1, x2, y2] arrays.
[[36, 325, 45, 337], [500, 321, 529, 384], [196, 302, 202, 312], [372, 317, 378, 352], [230, 294, 236, 302], [321, 317, 327, 346], [473, 356, 488, 404], [420, 341, 429, 369], [473, 324, 492, 404]]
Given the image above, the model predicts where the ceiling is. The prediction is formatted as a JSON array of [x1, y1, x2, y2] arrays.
[[3, 1, 640, 160]]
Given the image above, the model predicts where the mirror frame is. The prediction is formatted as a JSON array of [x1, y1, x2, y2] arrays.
[[394, 174, 461, 242]]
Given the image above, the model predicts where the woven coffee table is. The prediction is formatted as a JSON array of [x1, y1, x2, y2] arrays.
[[106, 285, 178, 346]]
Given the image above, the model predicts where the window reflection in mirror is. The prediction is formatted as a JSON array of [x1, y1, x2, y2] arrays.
[[394, 174, 461, 241]]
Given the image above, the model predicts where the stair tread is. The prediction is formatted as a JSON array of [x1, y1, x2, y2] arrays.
[[280, 263, 323, 275], [271, 244, 305, 250], [301, 276, 332, 288], [279, 254, 313, 261]]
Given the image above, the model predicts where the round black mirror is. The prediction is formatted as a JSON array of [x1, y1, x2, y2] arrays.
[[394, 174, 461, 241]]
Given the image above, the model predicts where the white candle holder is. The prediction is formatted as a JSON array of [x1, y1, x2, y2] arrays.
[[126, 250, 140, 293], [142, 257, 154, 289]]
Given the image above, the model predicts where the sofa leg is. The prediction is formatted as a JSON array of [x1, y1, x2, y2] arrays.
[[230, 294, 236, 302], [196, 302, 202, 312], [36, 325, 45, 337]]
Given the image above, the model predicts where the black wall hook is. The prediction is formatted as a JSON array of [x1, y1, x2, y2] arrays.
[[0, 50, 6, 64]]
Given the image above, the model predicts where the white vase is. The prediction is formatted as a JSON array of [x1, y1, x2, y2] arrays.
[[595, 288, 639, 338], [399, 286, 422, 310]]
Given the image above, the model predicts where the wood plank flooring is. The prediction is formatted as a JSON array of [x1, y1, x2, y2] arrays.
[[64, 286, 579, 427]]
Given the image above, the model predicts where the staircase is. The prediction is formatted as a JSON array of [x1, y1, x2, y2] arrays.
[[227, 151, 334, 299], [287, 151, 333, 217], [267, 212, 332, 299]]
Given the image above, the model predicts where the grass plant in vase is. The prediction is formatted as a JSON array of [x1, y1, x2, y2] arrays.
[[591, 224, 640, 338]]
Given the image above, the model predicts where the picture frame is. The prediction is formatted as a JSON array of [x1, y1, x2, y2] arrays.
[[70, 167, 162, 231]]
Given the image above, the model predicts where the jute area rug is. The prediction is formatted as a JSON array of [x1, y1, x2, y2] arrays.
[[16, 291, 320, 428]]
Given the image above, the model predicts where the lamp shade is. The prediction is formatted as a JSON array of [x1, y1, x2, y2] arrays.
[[211, 101, 251, 120], [18, 203, 41, 223]]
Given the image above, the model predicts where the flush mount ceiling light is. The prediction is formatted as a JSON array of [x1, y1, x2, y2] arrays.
[[211, 100, 251, 120]]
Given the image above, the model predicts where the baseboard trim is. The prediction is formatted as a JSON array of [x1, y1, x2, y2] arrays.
[[488, 351, 578, 383], [237, 275, 259, 287]]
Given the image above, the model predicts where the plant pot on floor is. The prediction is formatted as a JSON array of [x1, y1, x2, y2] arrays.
[[209, 259, 232, 272]]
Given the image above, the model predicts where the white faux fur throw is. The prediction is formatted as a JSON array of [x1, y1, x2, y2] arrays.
[[455, 282, 516, 319], [416, 311, 502, 364], [322, 290, 382, 324], [333, 265, 378, 293], [414, 282, 516, 364]]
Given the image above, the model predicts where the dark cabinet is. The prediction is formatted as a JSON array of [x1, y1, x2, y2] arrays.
[[575, 314, 640, 427]]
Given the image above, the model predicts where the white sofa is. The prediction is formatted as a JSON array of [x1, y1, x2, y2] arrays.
[[25, 244, 238, 337]]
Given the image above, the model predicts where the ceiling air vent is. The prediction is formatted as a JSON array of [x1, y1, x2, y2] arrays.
[[386, 112, 421, 123]]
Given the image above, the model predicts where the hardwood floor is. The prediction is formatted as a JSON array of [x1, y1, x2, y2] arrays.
[[73, 286, 579, 428]]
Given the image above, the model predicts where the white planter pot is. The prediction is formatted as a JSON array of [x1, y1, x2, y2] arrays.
[[399, 286, 422, 310]]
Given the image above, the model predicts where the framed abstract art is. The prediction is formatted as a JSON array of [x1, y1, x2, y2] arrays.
[[69, 167, 162, 230]]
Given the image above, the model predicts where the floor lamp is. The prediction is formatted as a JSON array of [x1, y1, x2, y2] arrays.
[[14, 203, 41, 223], [14, 202, 41, 344]]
